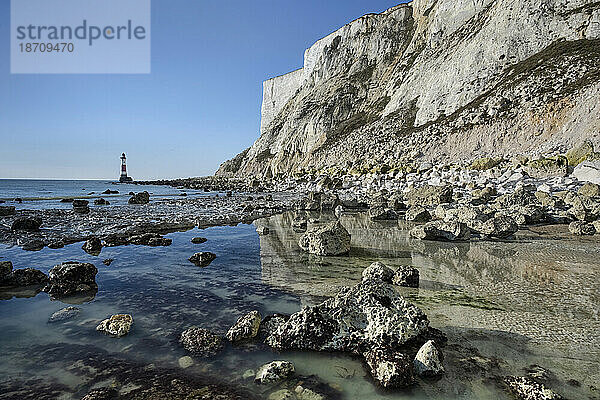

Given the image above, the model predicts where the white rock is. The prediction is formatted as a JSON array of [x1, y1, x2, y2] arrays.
[[268, 389, 295, 400], [362, 262, 395, 283], [573, 161, 600, 184], [298, 221, 351, 256], [537, 183, 552, 193], [294, 386, 326, 400], [242, 369, 255, 379], [178, 356, 194, 369], [508, 173, 524, 182], [96, 314, 133, 337], [226, 310, 262, 342], [255, 361, 295, 384], [414, 340, 444, 377]]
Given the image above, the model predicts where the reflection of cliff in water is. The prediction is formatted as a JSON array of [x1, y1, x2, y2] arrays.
[[257, 212, 598, 301], [255, 211, 450, 302], [256, 212, 372, 303], [411, 235, 600, 317], [255, 212, 600, 363]]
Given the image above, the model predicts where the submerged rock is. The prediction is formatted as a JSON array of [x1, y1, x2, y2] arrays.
[[72, 200, 90, 214], [96, 314, 133, 337], [23, 341, 259, 399], [0, 206, 16, 216], [189, 252, 217, 267], [48, 306, 81, 323], [294, 386, 328, 400], [82, 237, 103, 255], [298, 221, 351, 256], [524, 364, 556, 383], [180, 327, 224, 357], [414, 340, 444, 377], [242, 369, 256, 380], [129, 191, 150, 204], [293, 386, 327, 400], [361, 262, 394, 283], [268, 389, 295, 400], [178, 356, 194, 369], [81, 388, 119, 400], [72, 200, 89, 207], [11, 217, 42, 231], [392, 266, 419, 288], [73, 206, 90, 214], [226, 310, 262, 342], [0, 261, 12, 282], [102, 259, 114, 266], [410, 220, 470, 241], [266, 275, 429, 354], [255, 361, 295, 384], [364, 347, 414, 388], [44, 262, 98, 297], [504, 376, 564, 400], [191, 237, 208, 244]]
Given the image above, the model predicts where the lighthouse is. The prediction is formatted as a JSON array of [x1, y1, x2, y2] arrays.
[[119, 153, 133, 183]]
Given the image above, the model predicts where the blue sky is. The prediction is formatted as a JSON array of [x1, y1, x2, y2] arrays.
[[0, 0, 403, 180]]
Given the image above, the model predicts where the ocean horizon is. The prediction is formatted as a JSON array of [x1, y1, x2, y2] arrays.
[[0, 179, 200, 210]]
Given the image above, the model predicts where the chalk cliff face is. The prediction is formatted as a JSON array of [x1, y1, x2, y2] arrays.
[[217, 0, 600, 178]]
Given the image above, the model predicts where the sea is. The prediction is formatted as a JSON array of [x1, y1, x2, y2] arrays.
[[0, 180, 599, 399], [0, 179, 204, 210]]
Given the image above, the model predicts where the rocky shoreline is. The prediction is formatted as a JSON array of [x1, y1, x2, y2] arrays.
[[0, 190, 299, 252], [1, 147, 599, 399]]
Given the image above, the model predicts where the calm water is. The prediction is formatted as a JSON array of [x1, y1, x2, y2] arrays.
[[0, 212, 599, 399], [0, 179, 205, 210]]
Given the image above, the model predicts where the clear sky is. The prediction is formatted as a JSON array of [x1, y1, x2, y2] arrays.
[[0, 0, 404, 180]]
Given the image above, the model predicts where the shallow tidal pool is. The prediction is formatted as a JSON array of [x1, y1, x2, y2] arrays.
[[1, 212, 599, 399]]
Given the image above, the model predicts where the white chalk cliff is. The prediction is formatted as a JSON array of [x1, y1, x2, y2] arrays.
[[217, 0, 600, 178]]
